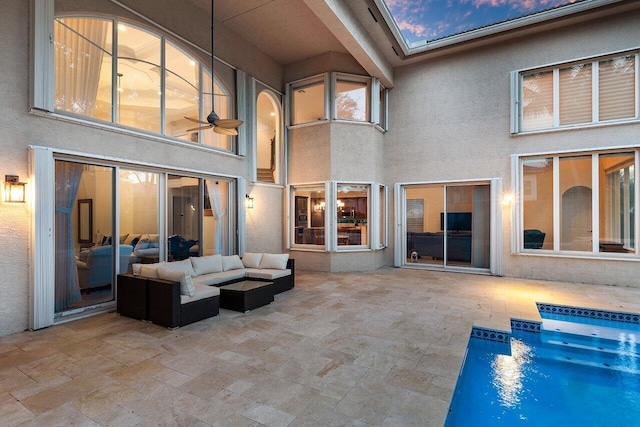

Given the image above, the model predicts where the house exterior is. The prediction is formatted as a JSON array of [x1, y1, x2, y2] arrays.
[[0, 0, 639, 337]]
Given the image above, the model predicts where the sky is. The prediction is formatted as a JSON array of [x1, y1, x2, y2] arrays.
[[383, 0, 583, 45]]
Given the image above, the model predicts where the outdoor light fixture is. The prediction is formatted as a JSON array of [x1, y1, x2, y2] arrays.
[[245, 194, 254, 209], [4, 175, 26, 203]]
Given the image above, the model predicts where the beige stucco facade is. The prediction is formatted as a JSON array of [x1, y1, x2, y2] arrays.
[[0, 0, 639, 336]]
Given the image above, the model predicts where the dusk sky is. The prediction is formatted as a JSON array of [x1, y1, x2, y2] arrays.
[[383, 0, 583, 44]]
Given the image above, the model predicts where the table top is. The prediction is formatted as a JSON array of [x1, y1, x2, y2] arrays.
[[220, 280, 273, 292]]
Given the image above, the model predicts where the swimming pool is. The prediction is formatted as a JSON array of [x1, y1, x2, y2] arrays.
[[445, 303, 640, 426]]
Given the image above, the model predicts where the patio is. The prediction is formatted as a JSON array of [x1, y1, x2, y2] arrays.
[[2, 267, 639, 426]]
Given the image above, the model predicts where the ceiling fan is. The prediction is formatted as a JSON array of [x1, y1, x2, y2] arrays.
[[185, 0, 243, 136]]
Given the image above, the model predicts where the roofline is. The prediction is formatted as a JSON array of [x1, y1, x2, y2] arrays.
[[372, 0, 628, 58]]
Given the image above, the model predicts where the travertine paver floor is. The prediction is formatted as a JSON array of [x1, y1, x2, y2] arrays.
[[1, 267, 640, 426]]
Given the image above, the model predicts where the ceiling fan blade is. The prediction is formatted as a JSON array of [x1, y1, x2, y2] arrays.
[[213, 126, 238, 136], [186, 125, 212, 132], [184, 116, 208, 124], [214, 119, 244, 128]]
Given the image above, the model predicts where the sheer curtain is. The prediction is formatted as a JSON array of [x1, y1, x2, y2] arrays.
[[206, 180, 228, 254], [55, 161, 84, 311], [54, 18, 111, 117]]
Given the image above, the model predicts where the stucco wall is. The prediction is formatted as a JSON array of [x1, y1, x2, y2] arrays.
[[387, 8, 640, 286], [0, 0, 285, 336]]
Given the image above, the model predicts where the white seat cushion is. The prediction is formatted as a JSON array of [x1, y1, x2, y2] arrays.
[[245, 268, 291, 280], [181, 283, 220, 304], [157, 266, 196, 297], [192, 269, 247, 286], [163, 258, 197, 277]]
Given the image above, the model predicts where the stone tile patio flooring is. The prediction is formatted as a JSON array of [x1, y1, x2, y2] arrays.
[[2, 267, 640, 426]]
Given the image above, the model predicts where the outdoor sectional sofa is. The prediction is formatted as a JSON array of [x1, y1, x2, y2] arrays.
[[117, 253, 294, 328]]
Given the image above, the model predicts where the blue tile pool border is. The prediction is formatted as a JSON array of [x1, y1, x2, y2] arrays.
[[470, 326, 511, 344], [510, 318, 542, 333], [537, 302, 640, 325]]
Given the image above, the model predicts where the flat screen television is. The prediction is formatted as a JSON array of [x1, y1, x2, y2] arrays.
[[440, 212, 472, 232]]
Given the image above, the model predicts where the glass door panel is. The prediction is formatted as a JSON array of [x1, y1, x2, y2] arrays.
[[120, 169, 159, 264], [168, 175, 201, 260], [56, 161, 114, 314], [202, 179, 231, 255], [446, 185, 490, 268], [406, 186, 445, 266]]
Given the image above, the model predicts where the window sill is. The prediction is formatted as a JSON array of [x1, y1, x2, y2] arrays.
[[515, 250, 640, 261], [30, 109, 242, 159], [512, 117, 640, 137]]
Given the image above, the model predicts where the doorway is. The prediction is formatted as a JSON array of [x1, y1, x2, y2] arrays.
[[402, 182, 493, 271]]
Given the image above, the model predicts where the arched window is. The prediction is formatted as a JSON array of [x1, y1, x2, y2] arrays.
[[256, 87, 282, 184], [53, 16, 237, 152]]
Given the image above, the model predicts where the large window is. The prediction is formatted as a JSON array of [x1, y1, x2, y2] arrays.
[[290, 76, 326, 125], [291, 182, 383, 250], [513, 51, 638, 133], [520, 150, 637, 255], [54, 16, 238, 151]]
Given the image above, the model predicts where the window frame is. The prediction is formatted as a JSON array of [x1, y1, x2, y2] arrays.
[[514, 148, 640, 257], [33, 6, 241, 154], [511, 49, 640, 134], [332, 73, 371, 123]]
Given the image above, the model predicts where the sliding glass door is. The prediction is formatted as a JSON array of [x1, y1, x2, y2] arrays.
[[404, 183, 490, 270]]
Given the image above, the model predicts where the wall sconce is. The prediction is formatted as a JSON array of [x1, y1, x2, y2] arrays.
[[245, 194, 254, 209], [502, 192, 515, 206], [4, 175, 26, 203]]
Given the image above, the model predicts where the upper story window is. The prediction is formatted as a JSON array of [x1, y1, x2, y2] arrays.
[[255, 84, 283, 184], [290, 75, 327, 125], [53, 16, 238, 152], [511, 51, 638, 133], [335, 75, 370, 122], [288, 73, 388, 130]]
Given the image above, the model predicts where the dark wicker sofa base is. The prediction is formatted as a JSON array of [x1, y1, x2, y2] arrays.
[[117, 273, 219, 328]]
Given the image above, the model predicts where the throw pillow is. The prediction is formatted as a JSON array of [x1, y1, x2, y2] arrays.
[[162, 258, 197, 277], [190, 254, 223, 275], [123, 233, 141, 246], [242, 252, 263, 269], [119, 234, 129, 244], [259, 253, 289, 270], [222, 255, 245, 271], [157, 266, 195, 297], [134, 237, 150, 252]]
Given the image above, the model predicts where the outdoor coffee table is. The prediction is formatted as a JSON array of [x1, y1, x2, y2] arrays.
[[219, 280, 274, 312]]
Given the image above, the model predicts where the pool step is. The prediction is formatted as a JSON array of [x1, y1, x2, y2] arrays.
[[532, 319, 640, 373]]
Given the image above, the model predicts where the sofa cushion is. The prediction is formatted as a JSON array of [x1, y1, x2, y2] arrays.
[[191, 254, 223, 275], [163, 259, 197, 277], [134, 236, 150, 251], [157, 266, 196, 297], [192, 269, 247, 286], [245, 268, 292, 280], [259, 253, 289, 270], [242, 252, 263, 268], [139, 262, 164, 278], [131, 263, 143, 276], [222, 255, 245, 271], [180, 283, 220, 305], [119, 234, 129, 244]]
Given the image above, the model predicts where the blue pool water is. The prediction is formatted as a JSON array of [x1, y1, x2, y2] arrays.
[[445, 305, 640, 426]]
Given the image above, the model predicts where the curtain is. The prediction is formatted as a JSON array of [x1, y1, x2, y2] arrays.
[[206, 180, 228, 254], [54, 18, 111, 118], [55, 161, 84, 311]]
